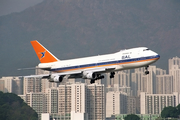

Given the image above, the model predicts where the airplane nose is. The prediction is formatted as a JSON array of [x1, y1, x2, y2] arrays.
[[151, 50, 160, 60], [154, 52, 160, 60], [156, 54, 160, 59], [157, 55, 160, 59]]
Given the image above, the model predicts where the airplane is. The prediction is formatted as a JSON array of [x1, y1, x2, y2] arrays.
[[24, 40, 160, 84]]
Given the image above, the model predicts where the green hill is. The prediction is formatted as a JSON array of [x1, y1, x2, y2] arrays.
[[0, 92, 38, 120]]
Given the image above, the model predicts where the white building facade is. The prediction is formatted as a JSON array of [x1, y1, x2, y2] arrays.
[[106, 91, 127, 117], [140, 92, 179, 114]]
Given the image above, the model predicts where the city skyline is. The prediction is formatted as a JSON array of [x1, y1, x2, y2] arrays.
[[1, 1, 179, 119], [1, 56, 180, 120]]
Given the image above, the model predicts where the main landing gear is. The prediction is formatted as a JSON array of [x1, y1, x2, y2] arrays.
[[90, 72, 115, 84], [110, 72, 115, 78], [90, 74, 104, 84], [145, 66, 149, 75], [90, 79, 95, 84]]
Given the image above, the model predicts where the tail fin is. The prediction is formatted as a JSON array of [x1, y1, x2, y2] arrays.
[[31, 40, 59, 63]]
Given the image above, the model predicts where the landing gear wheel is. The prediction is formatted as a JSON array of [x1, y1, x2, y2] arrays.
[[90, 79, 95, 84], [145, 71, 149, 75], [99, 75, 104, 79], [110, 72, 115, 78], [145, 66, 149, 75], [145, 66, 149, 70]]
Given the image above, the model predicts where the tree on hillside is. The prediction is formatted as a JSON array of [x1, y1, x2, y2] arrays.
[[176, 104, 180, 115], [161, 106, 179, 118], [0, 91, 38, 120], [124, 114, 140, 120]]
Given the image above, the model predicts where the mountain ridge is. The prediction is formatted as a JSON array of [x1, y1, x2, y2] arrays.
[[1, 0, 180, 76]]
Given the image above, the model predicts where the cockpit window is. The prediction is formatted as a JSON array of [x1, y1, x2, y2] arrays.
[[143, 49, 149, 51]]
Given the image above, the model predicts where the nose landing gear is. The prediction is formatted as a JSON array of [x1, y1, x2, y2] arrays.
[[145, 66, 149, 75]]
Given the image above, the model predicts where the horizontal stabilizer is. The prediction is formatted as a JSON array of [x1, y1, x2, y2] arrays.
[[18, 67, 51, 71]]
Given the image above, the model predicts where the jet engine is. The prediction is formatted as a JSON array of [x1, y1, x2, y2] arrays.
[[49, 75, 63, 83], [82, 71, 95, 79]]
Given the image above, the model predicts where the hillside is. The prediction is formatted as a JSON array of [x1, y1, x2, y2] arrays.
[[0, 0, 180, 76], [0, 92, 38, 120]]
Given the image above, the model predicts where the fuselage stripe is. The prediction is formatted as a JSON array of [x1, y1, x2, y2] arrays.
[[51, 55, 160, 73]]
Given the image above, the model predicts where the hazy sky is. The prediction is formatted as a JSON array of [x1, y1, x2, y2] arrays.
[[0, 0, 43, 16]]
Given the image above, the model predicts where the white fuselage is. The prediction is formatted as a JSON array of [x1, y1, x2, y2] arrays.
[[38, 47, 160, 74]]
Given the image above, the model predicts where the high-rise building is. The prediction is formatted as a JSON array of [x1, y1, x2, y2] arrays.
[[144, 66, 157, 94], [127, 96, 140, 114], [87, 83, 105, 120], [132, 66, 158, 95], [156, 75, 173, 94], [131, 66, 166, 96], [140, 92, 179, 114], [131, 68, 144, 96], [57, 83, 105, 120], [23, 77, 41, 94], [46, 88, 58, 113], [141, 76, 148, 93], [169, 57, 180, 93], [71, 83, 86, 113], [106, 84, 131, 96], [106, 91, 127, 117], [169, 65, 180, 93], [58, 84, 71, 115], [0, 79, 4, 92], [0, 76, 23, 94], [26, 92, 48, 119], [156, 68, 166, 75], [71, 83, 88, 120], [0, 77, 13, 93], [114, 70, 130, 87], [41, 79, 59, 93], [68, 78, 76, 84], [169, 56, 180, 72], [12, 77, 23, 95], [105, 73, 115, 87]]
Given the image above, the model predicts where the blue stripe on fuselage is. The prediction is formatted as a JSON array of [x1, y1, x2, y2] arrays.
[[50, 55, 160, 72]]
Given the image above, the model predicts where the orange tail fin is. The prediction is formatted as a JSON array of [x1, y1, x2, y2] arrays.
[[31, 40, 59, 63]]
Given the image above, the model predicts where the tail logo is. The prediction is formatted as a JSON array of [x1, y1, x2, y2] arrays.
[[40, 51, 46, 59], [31, 40, 59, 63]]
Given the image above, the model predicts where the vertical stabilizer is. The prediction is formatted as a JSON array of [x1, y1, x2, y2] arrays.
[[31, 40, 59, 63]]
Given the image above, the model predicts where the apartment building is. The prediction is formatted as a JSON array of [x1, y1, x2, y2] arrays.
[[140, 92, 179, 114], [106, 91, 127, 117]]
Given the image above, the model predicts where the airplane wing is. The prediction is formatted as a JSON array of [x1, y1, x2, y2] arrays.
[[24, 70, 82, 78], [24, 65, 116, 77], [24, 74, 50, 78]]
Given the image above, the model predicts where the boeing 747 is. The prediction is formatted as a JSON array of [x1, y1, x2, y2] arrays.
[[24, 40, 160, 84]]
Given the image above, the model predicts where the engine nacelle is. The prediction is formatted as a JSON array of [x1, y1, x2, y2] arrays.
[[49, 75, 63, 83], [82, 71, 95, 79]]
